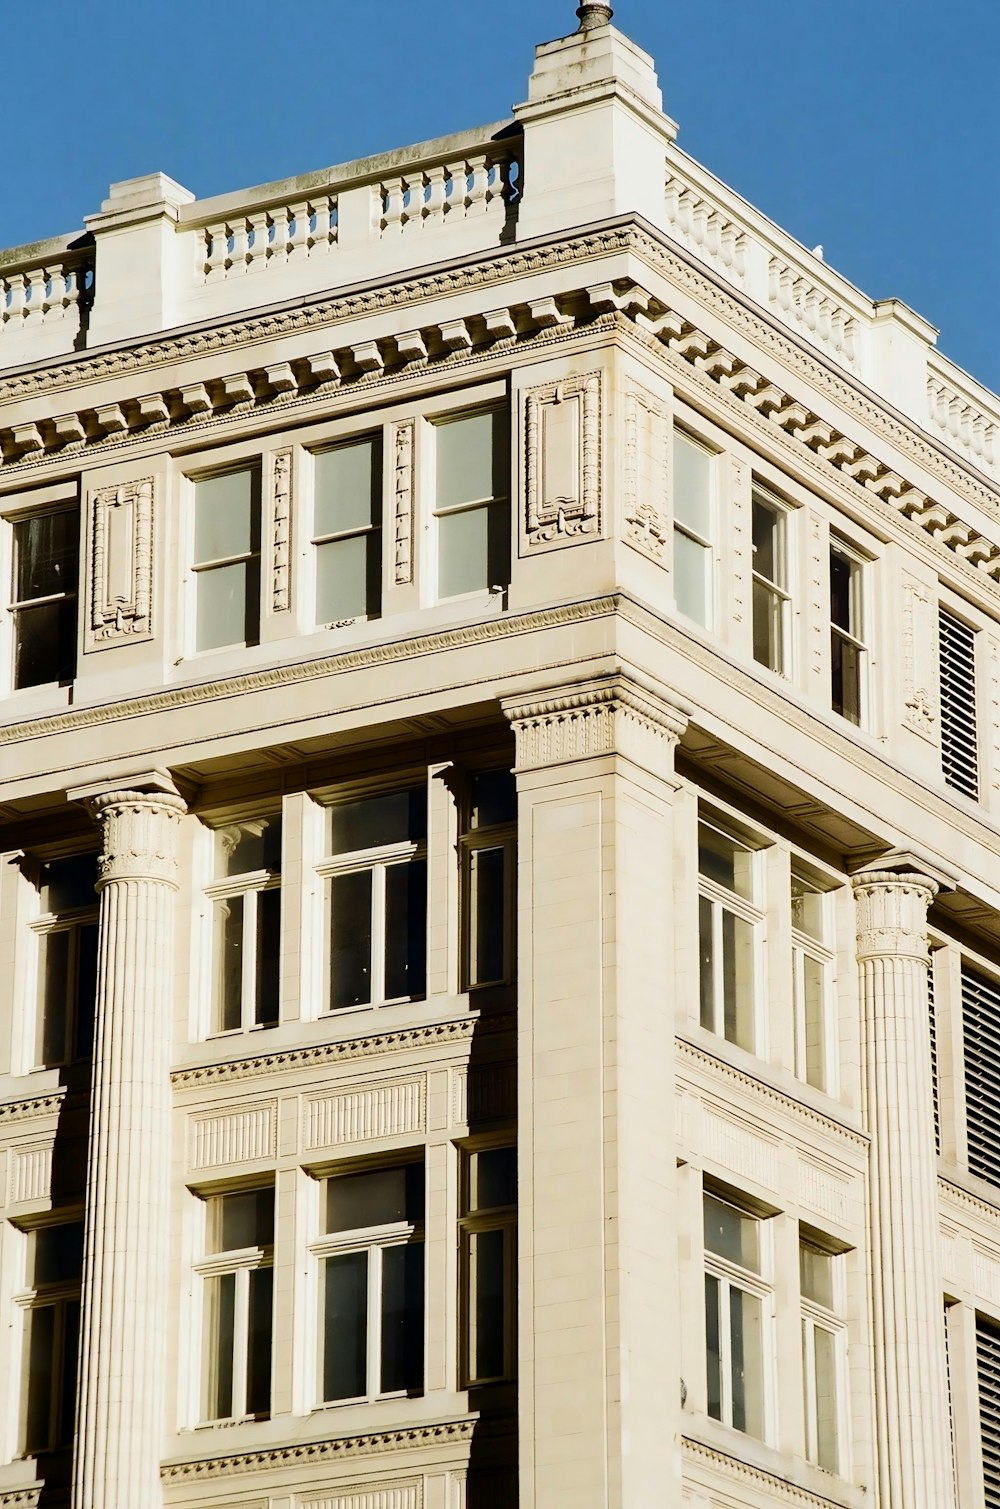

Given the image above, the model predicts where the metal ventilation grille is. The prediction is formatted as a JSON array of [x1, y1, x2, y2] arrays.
[[928, 953, 941, 1153], [962, 965, 1000, 1188], [978, 1313, 1000, 1508], [940, 607, 979, 799]]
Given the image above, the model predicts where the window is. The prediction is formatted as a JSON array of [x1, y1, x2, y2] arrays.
[[197, 1187, 273, 1423], [206, 817, 281, 1034], [462, 770, 517, 990], [31, 854, 99, 1067], [791, 873, 835, 1093], [460, 1145, 517, 1385], [704, 1192, 771, 1440], [320, 790, 427, 1011], [313, 1161, 424, 1404], [10, 507, 78, 689], [698, 821, 760, 1052], [192, 468, 261, 652], [17, 1220, 83, 1454], [312, 435, 382, 623], [977, 1312, 1000, 1509], [939, 606, 979, 799], [961, 963, 1000, 1189], [829, 539, 867, 725], [434, 409, 509, 599], [800, 1239, 846, 1474], [752, 489, 791, 674], [673, 431, 714, 627]]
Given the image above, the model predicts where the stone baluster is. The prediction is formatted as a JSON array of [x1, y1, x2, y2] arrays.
[[309, 196, 334, 249], [229, 216, 249, 271], [425, 165, 447, 226], [382, 178, 404, 232], [467, 154, 489, 215], [203, 225, 224, 280], [70, 776, 186, 1509], [851, 858, 956, 1509], [7, 272, 27, 321]]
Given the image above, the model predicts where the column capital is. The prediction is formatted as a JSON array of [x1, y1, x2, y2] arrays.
[[850, 862, 938, 962], [501, 671, 688, 777], [69, 770, 186, 889]]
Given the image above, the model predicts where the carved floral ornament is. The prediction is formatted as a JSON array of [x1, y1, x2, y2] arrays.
[[524, 370, 602, 550], [86, 788, 187, 888], [850, 866, 939, 962], [86, 477, 154, 649]]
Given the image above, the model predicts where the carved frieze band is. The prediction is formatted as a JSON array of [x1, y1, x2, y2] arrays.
[[86, 477, 153, 649], [393, 418, 415, 585], [524, 370, 602, 550], [623, 381, 668, 561], [503, 674, 687, 772], [191, 1100, 278, 1170], [901, 574, 938, 741], [161, 1418, 476, 1480], [271, 449, 292, 613]]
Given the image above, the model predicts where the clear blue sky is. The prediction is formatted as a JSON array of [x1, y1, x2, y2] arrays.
[[2, 1, 997, 394]]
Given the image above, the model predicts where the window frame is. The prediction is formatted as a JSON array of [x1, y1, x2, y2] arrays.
[[459, 1141, 517, 1387], [5, 498, 80, 693], [193, 1185, 274, 1425], [460, 770, 517, 993], [28, 852, 99, 1070], [702, 1188, 775, 1443], [672, 426, 717, 630], [187, 462, 263, 656], [309, 1157, 426, 1408], [308, 430, 384, 627], [697, 817, 764, 1054], [799, 1235, 849, 1477], [829, 534, 870, 727], [14, 1215, 84, 1457], [790, 870, 837, 1095], [431, 405, 510, 603], [204, 816, 282, 1037], [751, 485, 793, 677]]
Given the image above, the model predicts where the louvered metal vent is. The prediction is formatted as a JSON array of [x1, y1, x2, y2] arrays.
[[928, 954, 941, 1153], [940, 607, 979, 799], [962, 965, 1000, 1188], [978, 1312, 1000, 1508]]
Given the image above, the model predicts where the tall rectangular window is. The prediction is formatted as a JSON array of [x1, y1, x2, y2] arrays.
[[698, 820, 760, 1053], [10, 508, 79, 689], [198, 1187, 274, 1423], [32, 854, 99, 1067], [462, 770, 517, 990], [673, 431, 714, 627], [829, 540, 867, 725], [192, 468, 261, 652], [961, 963, 1000, 1189], [312, 436, 382, 623], [434, 409, 509, 599], [800, 1239, 846, 1474], [313, 1161, 425, 1404], [320, 789, 427, 1011], [206, 816, 281, 1034], [460, 1145, 517, 1385], [703, 1191, 770, 1441], [939, 606, 979, 799], [18, 1220, 83, 1455], [751, 490, 791, 674], [791, 872, 835, 1093]]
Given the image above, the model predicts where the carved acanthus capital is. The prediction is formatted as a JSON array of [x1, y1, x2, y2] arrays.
[[851, 866, 939, 962], [70, 773, 187, 889], [502, 673, 687, 777]]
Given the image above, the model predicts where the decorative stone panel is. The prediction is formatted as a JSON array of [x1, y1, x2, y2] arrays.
[[299, 1484, 421, 1509], [305, 1077, 426, 1150], [85, 477, 154, 649], [191, 1101, 277, 1170], [9, 1142, 52, 1204], [524, 371, 602, 550], [622, 381, 668, 561], [271, 449, 292, 613], [700, 1104, 779, 1188], [392, 419, 415, 585], [901, 573, 939, 741], [797, 1151, 852, 1227]]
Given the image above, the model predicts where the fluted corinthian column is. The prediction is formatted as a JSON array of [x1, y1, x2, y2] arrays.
[[851, 861, 954, 1509], [503, 672, 687, 1509], [69, 777, 186, 1509]]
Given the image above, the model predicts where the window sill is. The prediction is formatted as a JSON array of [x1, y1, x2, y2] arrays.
[[682, 1419, 867, 1506]]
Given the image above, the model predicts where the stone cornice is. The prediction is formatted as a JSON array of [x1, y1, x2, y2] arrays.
[[0, 595, 618, 750], [0, 1091, 64, 1124], [682, 1435, 862, 1508], [502, 671, 687, 773], [160, 1417, 478, 1481], [171, 1012, 515, 1090]]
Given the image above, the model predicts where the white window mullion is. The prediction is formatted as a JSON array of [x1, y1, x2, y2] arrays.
[[711, 902, 724, 1036], [372, 864, 386, 1005], [241, 889, 258, 1031], [232, 1266, 251, 1416], [368, 1245, 382, 1400]]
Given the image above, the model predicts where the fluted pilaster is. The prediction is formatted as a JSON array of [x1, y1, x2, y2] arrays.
[[852, 864, 954, 1509], [72, 784, 185, 1509]]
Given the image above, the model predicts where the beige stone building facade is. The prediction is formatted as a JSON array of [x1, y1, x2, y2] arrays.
[[1, 5, 999, 1507]]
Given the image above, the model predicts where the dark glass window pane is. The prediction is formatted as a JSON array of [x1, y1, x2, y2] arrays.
[[73, 922, 99, 1059], [39, 930, 70, 1065], [329, 869, 373, 1009], [699, 895, 714, 1031], [58, 1298, 80, 1448], [193, 469, 259, 563], [380, 1242, 424, 1393], [313, 436, 381, 537], [487, 497, 511, 592], [205, 1271, 236, 1419], [217, 1189, 274, 1252], [752, 578, 783, 672], [23, 1304, 56, 1453], [384, 859, 426, 1001], [471, 1147, 517, 1211], [705, 1274, 722, 1422], [315, 532, 382, 622], [14, 597, 77, 689], [218, 815, 281, 877], [471, 846, 506, 986], [329, 789, 426, 854], [471, 1229, 506, 1380], [14, 510, 77, 602], [829, 549, 853, 632], [255, 888, 281, 1026], [470, 770, 516, 829], [40, 854, 98, 913], [246, 1266, 273, 1416], [215, 895, 244, 1032], [323, 1250, 368, 1400], [31, 1223, 84, 1286], [326, 1163, 424, 1233], [831, 630, 862, 724]]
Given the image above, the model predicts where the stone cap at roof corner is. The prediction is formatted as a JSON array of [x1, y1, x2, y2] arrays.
[[86, 172, 195, 229]]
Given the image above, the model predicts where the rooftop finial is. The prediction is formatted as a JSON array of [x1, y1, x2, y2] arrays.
[[576, 3, 613, 30]]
